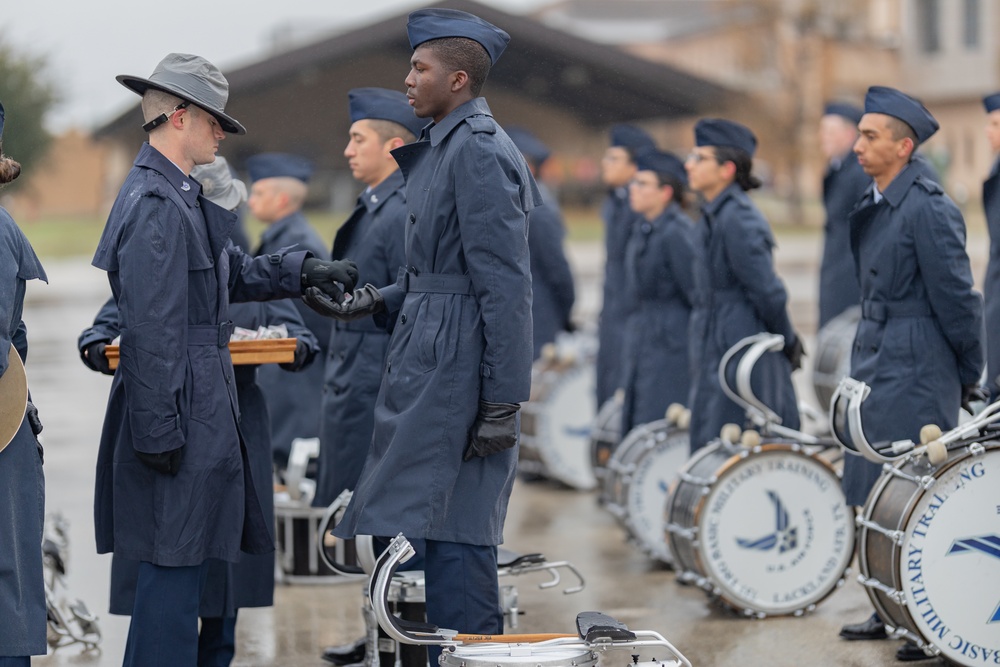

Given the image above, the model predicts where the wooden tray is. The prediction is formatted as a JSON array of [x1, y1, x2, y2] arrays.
[[105, 338, 297, 370]]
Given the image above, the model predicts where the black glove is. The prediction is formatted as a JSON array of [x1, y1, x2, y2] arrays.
[[26, 401, 42, 436], [783, 335, 805, 372], [301, 258, 359, 301], [303, 284, 385, 321], [279, 339, 315, 371], [134, 447, 184, 475], [962, 383, 987, 415], [463, 401, 520, 461], [83, 341, 114, 375]]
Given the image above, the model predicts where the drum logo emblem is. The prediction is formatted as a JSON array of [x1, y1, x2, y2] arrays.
[[736, 490, 798, 553], [946, 534, 1000, 623]]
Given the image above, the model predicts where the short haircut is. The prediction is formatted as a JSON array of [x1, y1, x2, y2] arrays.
[[653, 172, 687, 205], [141, 89, 185, 125], [713, 146, 762, 191], [367, 119, 416, 145], [885, 115, 918, 151], [421, 37, 492, 97], [0, 155, 20, 184]]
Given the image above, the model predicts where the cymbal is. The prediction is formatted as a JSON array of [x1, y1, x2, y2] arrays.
[[0, 343, 28, 452]]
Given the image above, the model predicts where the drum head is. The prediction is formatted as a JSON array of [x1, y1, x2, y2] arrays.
[[0, 343, 28, 452], [897, 445, 1000, 664], [441, 646, 598, 667], [534, 362, 598, 490], [696, 445, 855, 615]]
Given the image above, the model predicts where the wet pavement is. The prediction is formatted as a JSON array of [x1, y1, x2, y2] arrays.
[[24, 226, 987, 666]]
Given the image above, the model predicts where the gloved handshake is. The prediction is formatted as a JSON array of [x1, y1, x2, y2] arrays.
[[303, 283, 386, 321]]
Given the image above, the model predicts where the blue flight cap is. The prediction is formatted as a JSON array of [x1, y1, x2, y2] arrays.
[[863, 86, 939, 144], [694, 118, 757, 157], [609, 124, 655, 152], [635, 148, 688, 186], [407, 8, 510, 65], [348, 87, 425, 138], [823, 102, 863, 125], [245, 152, 314, 184], [506, 126, 551, 166], [984, 93, 1000, 113]]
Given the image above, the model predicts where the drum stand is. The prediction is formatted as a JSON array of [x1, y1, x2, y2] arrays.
[[43, 513, 102, 651], [369, 534, 691, 667]]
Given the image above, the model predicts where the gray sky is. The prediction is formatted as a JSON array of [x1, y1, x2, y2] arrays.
[[5, 0, 547, 132]]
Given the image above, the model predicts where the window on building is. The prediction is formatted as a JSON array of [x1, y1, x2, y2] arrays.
[[916, 0, 940, 53], [964, 0, 981, 49]]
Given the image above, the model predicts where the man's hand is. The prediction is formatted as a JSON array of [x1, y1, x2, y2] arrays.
[[303, 284, 385, 321], [83, 341, 114, 375], [301, 258, 359, 301], [25, 401, 42, 436], [279, 339, 316, 371], [962, 383, 987, 415], [463, 401, 520, 461], [134, 447, 184, 475], [784, 335, 805, 372]]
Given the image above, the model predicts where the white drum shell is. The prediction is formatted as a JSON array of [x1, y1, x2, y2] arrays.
[[440, 645, 598, 667]]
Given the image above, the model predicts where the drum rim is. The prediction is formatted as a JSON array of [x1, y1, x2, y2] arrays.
[[602, 419, 672, 505], [857, 444, 998, 654], [685, 441, 855, 616], [441, 646, 598, 666]]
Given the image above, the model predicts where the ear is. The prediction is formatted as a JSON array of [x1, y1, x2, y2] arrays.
[[720, 160, 737, 181], [661, 184, 675, 204], [385, 137, 406, 153], [170, 107, 188, 130], [898, 137, 915, 160], [450, 69, 470, 93]]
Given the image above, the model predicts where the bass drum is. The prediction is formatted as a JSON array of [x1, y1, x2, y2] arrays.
[[858, 440, 1000, 665], [589, 393, 624, 482], [519, 333, 598, 490], [601, 419, 689, 564], [666, 436, 855, 617], [811, 306, 860, 411]]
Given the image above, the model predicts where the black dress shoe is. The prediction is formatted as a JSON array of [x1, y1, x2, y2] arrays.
[[322, 637, 367, 665], [839, 612, 888, 640], [897, 641, 934, 662]]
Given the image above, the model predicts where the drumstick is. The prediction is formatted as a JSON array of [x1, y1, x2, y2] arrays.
[[453, 633, 577, 643]]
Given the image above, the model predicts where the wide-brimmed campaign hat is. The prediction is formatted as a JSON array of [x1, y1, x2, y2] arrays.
[[0, 343, 28, 452], [117, 53, 246, 135]]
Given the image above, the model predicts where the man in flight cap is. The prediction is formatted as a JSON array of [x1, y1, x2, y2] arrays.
[[838, 86, 984, 662], [304, 8, 539, 655], [92, 52, 356, 666]]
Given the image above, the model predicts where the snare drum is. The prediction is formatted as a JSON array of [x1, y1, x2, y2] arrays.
[[811, 306, 859, 411], [666, 437, 855, 616], [858, 441, 1000, 664], [602, 419, 690, 564], [520, 334, 598, 490], [589, 395, 624, 481], [440, 644, 598, 667]]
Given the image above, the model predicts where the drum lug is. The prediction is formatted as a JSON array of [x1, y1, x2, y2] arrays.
[[970, 441, 986, 457], [855, 516, 905, 545], [678, 472, 714, 486], [665, 523, 697, 540], [885, 465, 936, 490], [857, 575, 906, 605]]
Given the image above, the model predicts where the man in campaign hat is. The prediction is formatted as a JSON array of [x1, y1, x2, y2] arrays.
[[92, 53, 357, 666], [304, 8, 539, 654], [245, 152, 330, 471], [506, 126, 576, 360], [837, 86, 984, 662], [685, 118, 802, 452], [818, 102, 868, 330], [596, 124, 656, 407]]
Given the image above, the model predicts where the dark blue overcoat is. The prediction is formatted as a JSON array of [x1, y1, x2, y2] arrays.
[[843, 164, 984, 505], [254, 211, 331, 466], [314, 170, 408, 507], [983, 160, 1000, 399], [80, 296, 317, 615], [0, 207, 47, 656], [687, 184, 799, 451], [527, 183, 575, 359], [334, 98, 538, 546], [819, 153, 869, 328], [91, 143, 308, 567], [596, 188, 638, 404], [620, 203, 696, 433]]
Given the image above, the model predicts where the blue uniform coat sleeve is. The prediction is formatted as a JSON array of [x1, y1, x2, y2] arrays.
[[527, 192, 575, 352], [226, 242, 308, 302], [116, 194, 189, 455], [720, 207, 795, 342], [79, 295, 121, 351], [452, 128, 534, 403], [912, 183, 985, 386], [663, 220, 697, 309]]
